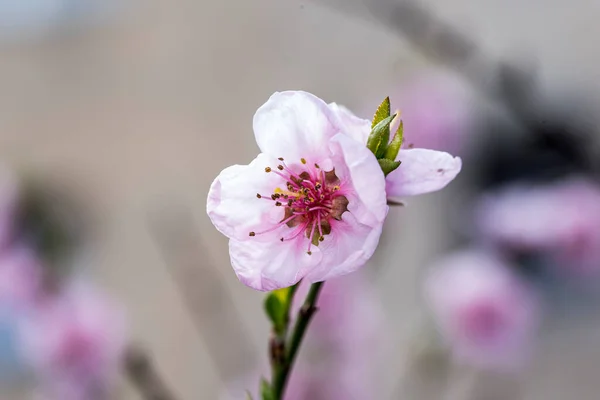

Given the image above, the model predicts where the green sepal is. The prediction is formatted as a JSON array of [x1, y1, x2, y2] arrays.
[[371, 96, 390, 130], [378, 158, 401, 177], [264, 287, 294, 336], [260, 378, 275, 400], [367, 114, 396, 159], [384, 120, 403, 161]]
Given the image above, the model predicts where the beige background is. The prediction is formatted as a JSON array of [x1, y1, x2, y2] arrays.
[[1, 0, 600, 398]]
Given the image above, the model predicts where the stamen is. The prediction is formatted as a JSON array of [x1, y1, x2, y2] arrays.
[[255, 157, 347, 247], [281, 221, 309, 242], [317, 213, 323, 238], [250, 214, 299, 237], [308, 206, 332, 212], [306, 221, 317, 254]]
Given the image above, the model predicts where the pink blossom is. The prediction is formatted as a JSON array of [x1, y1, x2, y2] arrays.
[[0, 246, 43, 309], [475, 178, 600, 274], [21, 280, 126, 400], [207, 91, 461, 290], [295, 272, 386, 399], [424, 250, 540, 370], [207, 91, 389, 291], [390, 73, 472, 154], [221, 368, 310, 400]]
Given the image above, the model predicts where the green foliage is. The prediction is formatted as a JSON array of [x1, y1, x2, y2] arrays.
[[371, 96, 390, 130], [264, 287, 294, 336], [378, 159, 402, 177], [260, 378, 275, 400]]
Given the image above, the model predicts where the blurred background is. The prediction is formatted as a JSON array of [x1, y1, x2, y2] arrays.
[[1, 0, 600, 399]]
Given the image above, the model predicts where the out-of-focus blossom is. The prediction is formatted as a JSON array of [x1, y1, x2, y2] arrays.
[[0, 246, 43, 309], [475, 177, 600, 275], [208, 91, 389, 291], [223, 272, 387, 399], [21, 280, 126, 400], [296, 272, 386, 400], [424, 250, 540, 370], [391, 73, 472, 155], [221, 368, 310, 400], [208, 91, 462, 290]]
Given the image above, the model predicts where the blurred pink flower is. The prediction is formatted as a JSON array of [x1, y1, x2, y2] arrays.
[[208, 91, 388, 291], [475, 178, 600, 274], [391, 73, 472, 155], [0, 246, 43, 309], [296, 272, 387, 400], [424, 250, 540, 370], [221, 368, 310, 400], [207, 91, 462, 290], [21, 280, 126, 400]]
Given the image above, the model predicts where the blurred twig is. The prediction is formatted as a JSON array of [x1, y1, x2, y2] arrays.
[[147, 206, 257, 385], [313, 0, 538, 123], [124, 345, 179, 400]]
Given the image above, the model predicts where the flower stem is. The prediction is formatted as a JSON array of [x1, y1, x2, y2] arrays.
[[271, 281, 325, 399]]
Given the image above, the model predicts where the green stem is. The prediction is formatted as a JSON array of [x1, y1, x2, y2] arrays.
[[272, 281, 325, 399]]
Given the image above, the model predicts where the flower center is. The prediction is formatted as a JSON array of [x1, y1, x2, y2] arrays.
[[249, 157, 349, 255]]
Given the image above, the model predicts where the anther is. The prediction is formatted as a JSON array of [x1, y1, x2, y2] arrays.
[[280, 237, 284, 242], [271, 194, 277, 200], [301, 158, 307, 164], [278, 157, 284, 161], [315, 182, 322, 189], [314, 163, 320, 169], [277, 165, 284, 170], [319, 236, 324, 242], [265, 167, 272, 173], [275, 201, 282, 206], [249, 232, 256, 237], [287, 199, 293, 207], [256, 193, 262, 199], [307, 251, 312, 255], [333, 185, 340, 191]]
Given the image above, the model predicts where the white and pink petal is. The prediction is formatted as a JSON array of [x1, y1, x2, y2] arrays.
[[386, 148, 462, 198], [229, 237, 323, 291], [253, 91, 338, 163], [207, 153, 287, 241]]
